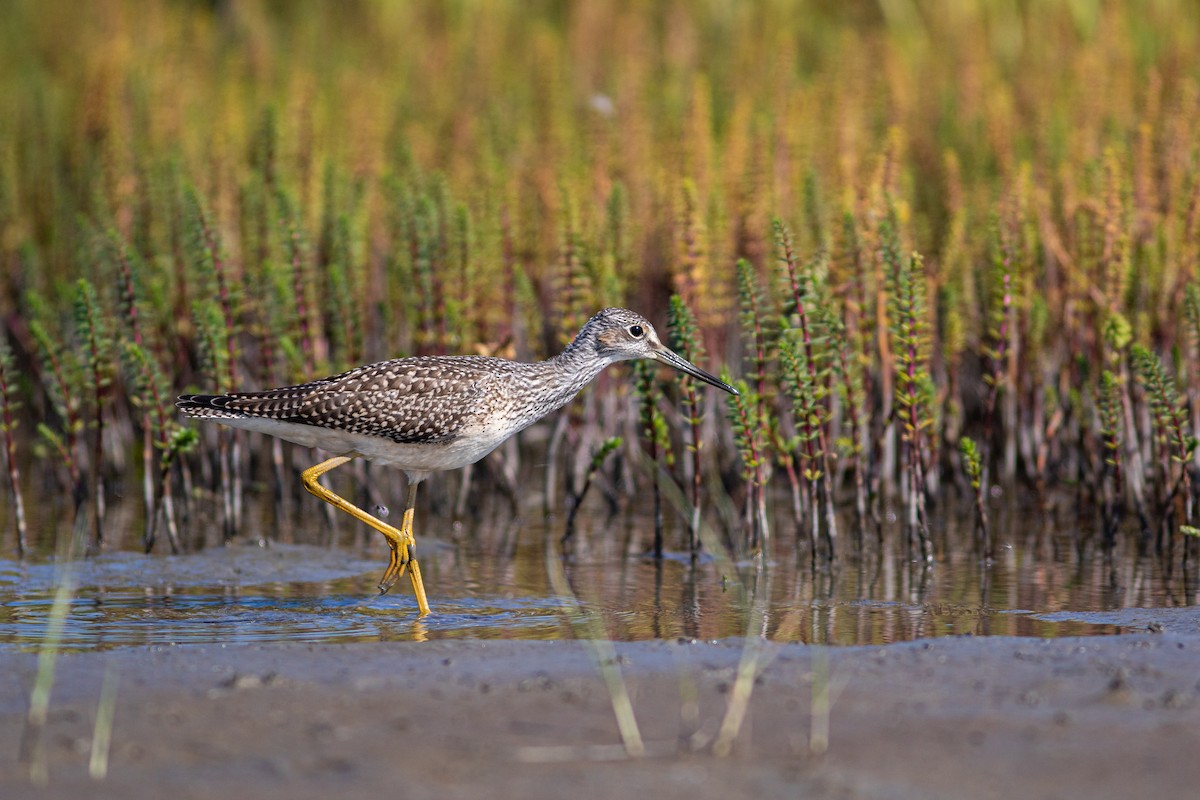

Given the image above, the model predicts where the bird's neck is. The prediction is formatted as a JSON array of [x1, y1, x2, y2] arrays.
[[535, 342, 611, 413]]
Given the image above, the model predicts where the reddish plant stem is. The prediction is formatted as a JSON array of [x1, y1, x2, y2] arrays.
[[0, 359, 26, 556], [779, 232, 837, 555], [39, 337, 84, 505], [731, 389, 770, 555], [835, 341, 868, 539], [200, 210, 242, 540], [116, 240, 158, 545], [637, 372, 664, 560], [81, 295, 106, 551], [899, 263, 930, 559], [679, 377, 704, 558]]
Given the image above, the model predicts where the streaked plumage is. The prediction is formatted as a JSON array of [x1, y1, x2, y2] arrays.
[[178, 307, 737, 614]]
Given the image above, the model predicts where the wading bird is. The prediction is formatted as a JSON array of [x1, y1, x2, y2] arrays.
[[178, 307, 737, 614]]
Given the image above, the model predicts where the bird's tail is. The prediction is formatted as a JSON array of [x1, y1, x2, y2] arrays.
[[176, 394, 247, 419]]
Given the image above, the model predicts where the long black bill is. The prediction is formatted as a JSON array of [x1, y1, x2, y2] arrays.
[[652, 347, 739, 395]]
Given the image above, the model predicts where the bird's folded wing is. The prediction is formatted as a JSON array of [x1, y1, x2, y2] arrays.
[[251, 359, 498, 445]]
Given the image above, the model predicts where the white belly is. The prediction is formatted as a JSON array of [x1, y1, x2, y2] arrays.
[[212, 416, 510, 477]]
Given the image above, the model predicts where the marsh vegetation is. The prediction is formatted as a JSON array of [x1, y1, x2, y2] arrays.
[[0, 1, 1197, 602]]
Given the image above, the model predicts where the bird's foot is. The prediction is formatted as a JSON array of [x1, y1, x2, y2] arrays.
[[378, 536, 418, 596], [377, 524, 429, 615]]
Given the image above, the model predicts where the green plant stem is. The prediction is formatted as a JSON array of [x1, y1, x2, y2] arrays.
[[88, 666, 120, 781]]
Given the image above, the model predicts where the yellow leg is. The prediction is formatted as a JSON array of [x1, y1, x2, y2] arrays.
[[301, 457, 431, 615], [378, 482, 422, 595]]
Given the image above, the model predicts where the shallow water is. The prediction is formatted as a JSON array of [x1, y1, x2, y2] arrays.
[[2, 509, 1195, 650]]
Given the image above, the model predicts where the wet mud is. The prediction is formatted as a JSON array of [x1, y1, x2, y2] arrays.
[[3, 632, 1199, 800]]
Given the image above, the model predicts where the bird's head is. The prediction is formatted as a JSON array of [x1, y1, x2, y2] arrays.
[[576, 308, 738, 395]]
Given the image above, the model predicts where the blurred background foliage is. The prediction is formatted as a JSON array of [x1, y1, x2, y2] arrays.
[[1, 0, 1199, 561]]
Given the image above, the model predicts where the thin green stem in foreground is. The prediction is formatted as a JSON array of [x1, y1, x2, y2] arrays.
[[544, 537, 645, 759]]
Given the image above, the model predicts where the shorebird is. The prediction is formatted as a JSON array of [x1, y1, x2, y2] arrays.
[[178, 307, 737, 614]]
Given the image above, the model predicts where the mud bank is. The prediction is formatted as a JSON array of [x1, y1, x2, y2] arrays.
[[3, 630, 1199, 800]]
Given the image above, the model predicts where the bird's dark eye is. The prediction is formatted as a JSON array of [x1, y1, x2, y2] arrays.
[[628, 325, 644, 339]]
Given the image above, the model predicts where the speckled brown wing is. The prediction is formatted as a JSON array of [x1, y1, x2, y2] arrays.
[[181, 356, 501, 445]]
